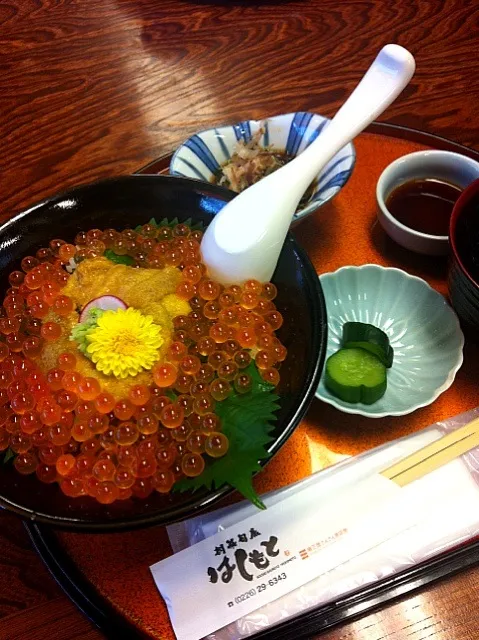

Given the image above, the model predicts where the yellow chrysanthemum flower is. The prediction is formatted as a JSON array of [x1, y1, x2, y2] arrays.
[[86, 307, 164, 379]]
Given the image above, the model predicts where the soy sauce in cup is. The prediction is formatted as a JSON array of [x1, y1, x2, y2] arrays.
[[386, 178, 462, 236]]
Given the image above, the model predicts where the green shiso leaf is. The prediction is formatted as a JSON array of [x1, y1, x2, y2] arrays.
[[166, 389, 178, 402], [174, 364, 279, 509], [134, 217, 205, 233], [104, 249, 135, 266], [2, 448, 16, 464]]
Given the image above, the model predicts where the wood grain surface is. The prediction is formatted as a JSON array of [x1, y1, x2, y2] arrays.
[[0, 0, 479, 639]]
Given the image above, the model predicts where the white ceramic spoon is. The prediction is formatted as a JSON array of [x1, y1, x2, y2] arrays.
[[201, 44, 416, 285]]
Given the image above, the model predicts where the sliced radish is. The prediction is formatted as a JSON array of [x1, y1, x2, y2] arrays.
[[79, 296, 127, 322]]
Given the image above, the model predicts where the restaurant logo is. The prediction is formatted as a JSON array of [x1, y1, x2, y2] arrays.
[[207, 530, 280, 584]]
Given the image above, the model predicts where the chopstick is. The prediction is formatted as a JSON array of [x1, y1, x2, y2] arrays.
[[382, 418, 479, 487]]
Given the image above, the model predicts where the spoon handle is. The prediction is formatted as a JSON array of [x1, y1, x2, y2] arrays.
[[201, 45, 415, 285], [289, 45, 416, 188]]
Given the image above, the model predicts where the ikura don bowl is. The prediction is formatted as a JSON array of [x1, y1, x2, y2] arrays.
[[0, 175, 327, 531]]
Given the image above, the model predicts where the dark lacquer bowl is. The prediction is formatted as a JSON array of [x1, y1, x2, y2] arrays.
[[0, 175, 327, 531], [449, 177, 479, 335]]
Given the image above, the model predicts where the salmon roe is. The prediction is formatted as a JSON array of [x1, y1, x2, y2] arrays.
[[0, 222, 286, 504]]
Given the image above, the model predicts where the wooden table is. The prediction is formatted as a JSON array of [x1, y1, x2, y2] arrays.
[[1, 1, 478, 639]]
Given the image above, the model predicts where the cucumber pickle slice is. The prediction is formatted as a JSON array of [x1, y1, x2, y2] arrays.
[[325, 347, 387, 404], [342, 322, 394, 368]]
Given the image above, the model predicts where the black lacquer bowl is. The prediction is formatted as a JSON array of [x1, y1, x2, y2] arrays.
[[0, 175, 327, 531], [449, 177, 479, 336]]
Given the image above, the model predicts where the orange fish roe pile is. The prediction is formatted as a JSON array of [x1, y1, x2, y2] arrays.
[[0, 222, 287, 504]]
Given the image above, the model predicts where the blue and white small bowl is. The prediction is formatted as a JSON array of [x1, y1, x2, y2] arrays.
[[170, 112, 356, 224]]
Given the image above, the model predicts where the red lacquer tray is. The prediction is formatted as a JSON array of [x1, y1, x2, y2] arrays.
[[26, 123, 479, 640]]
